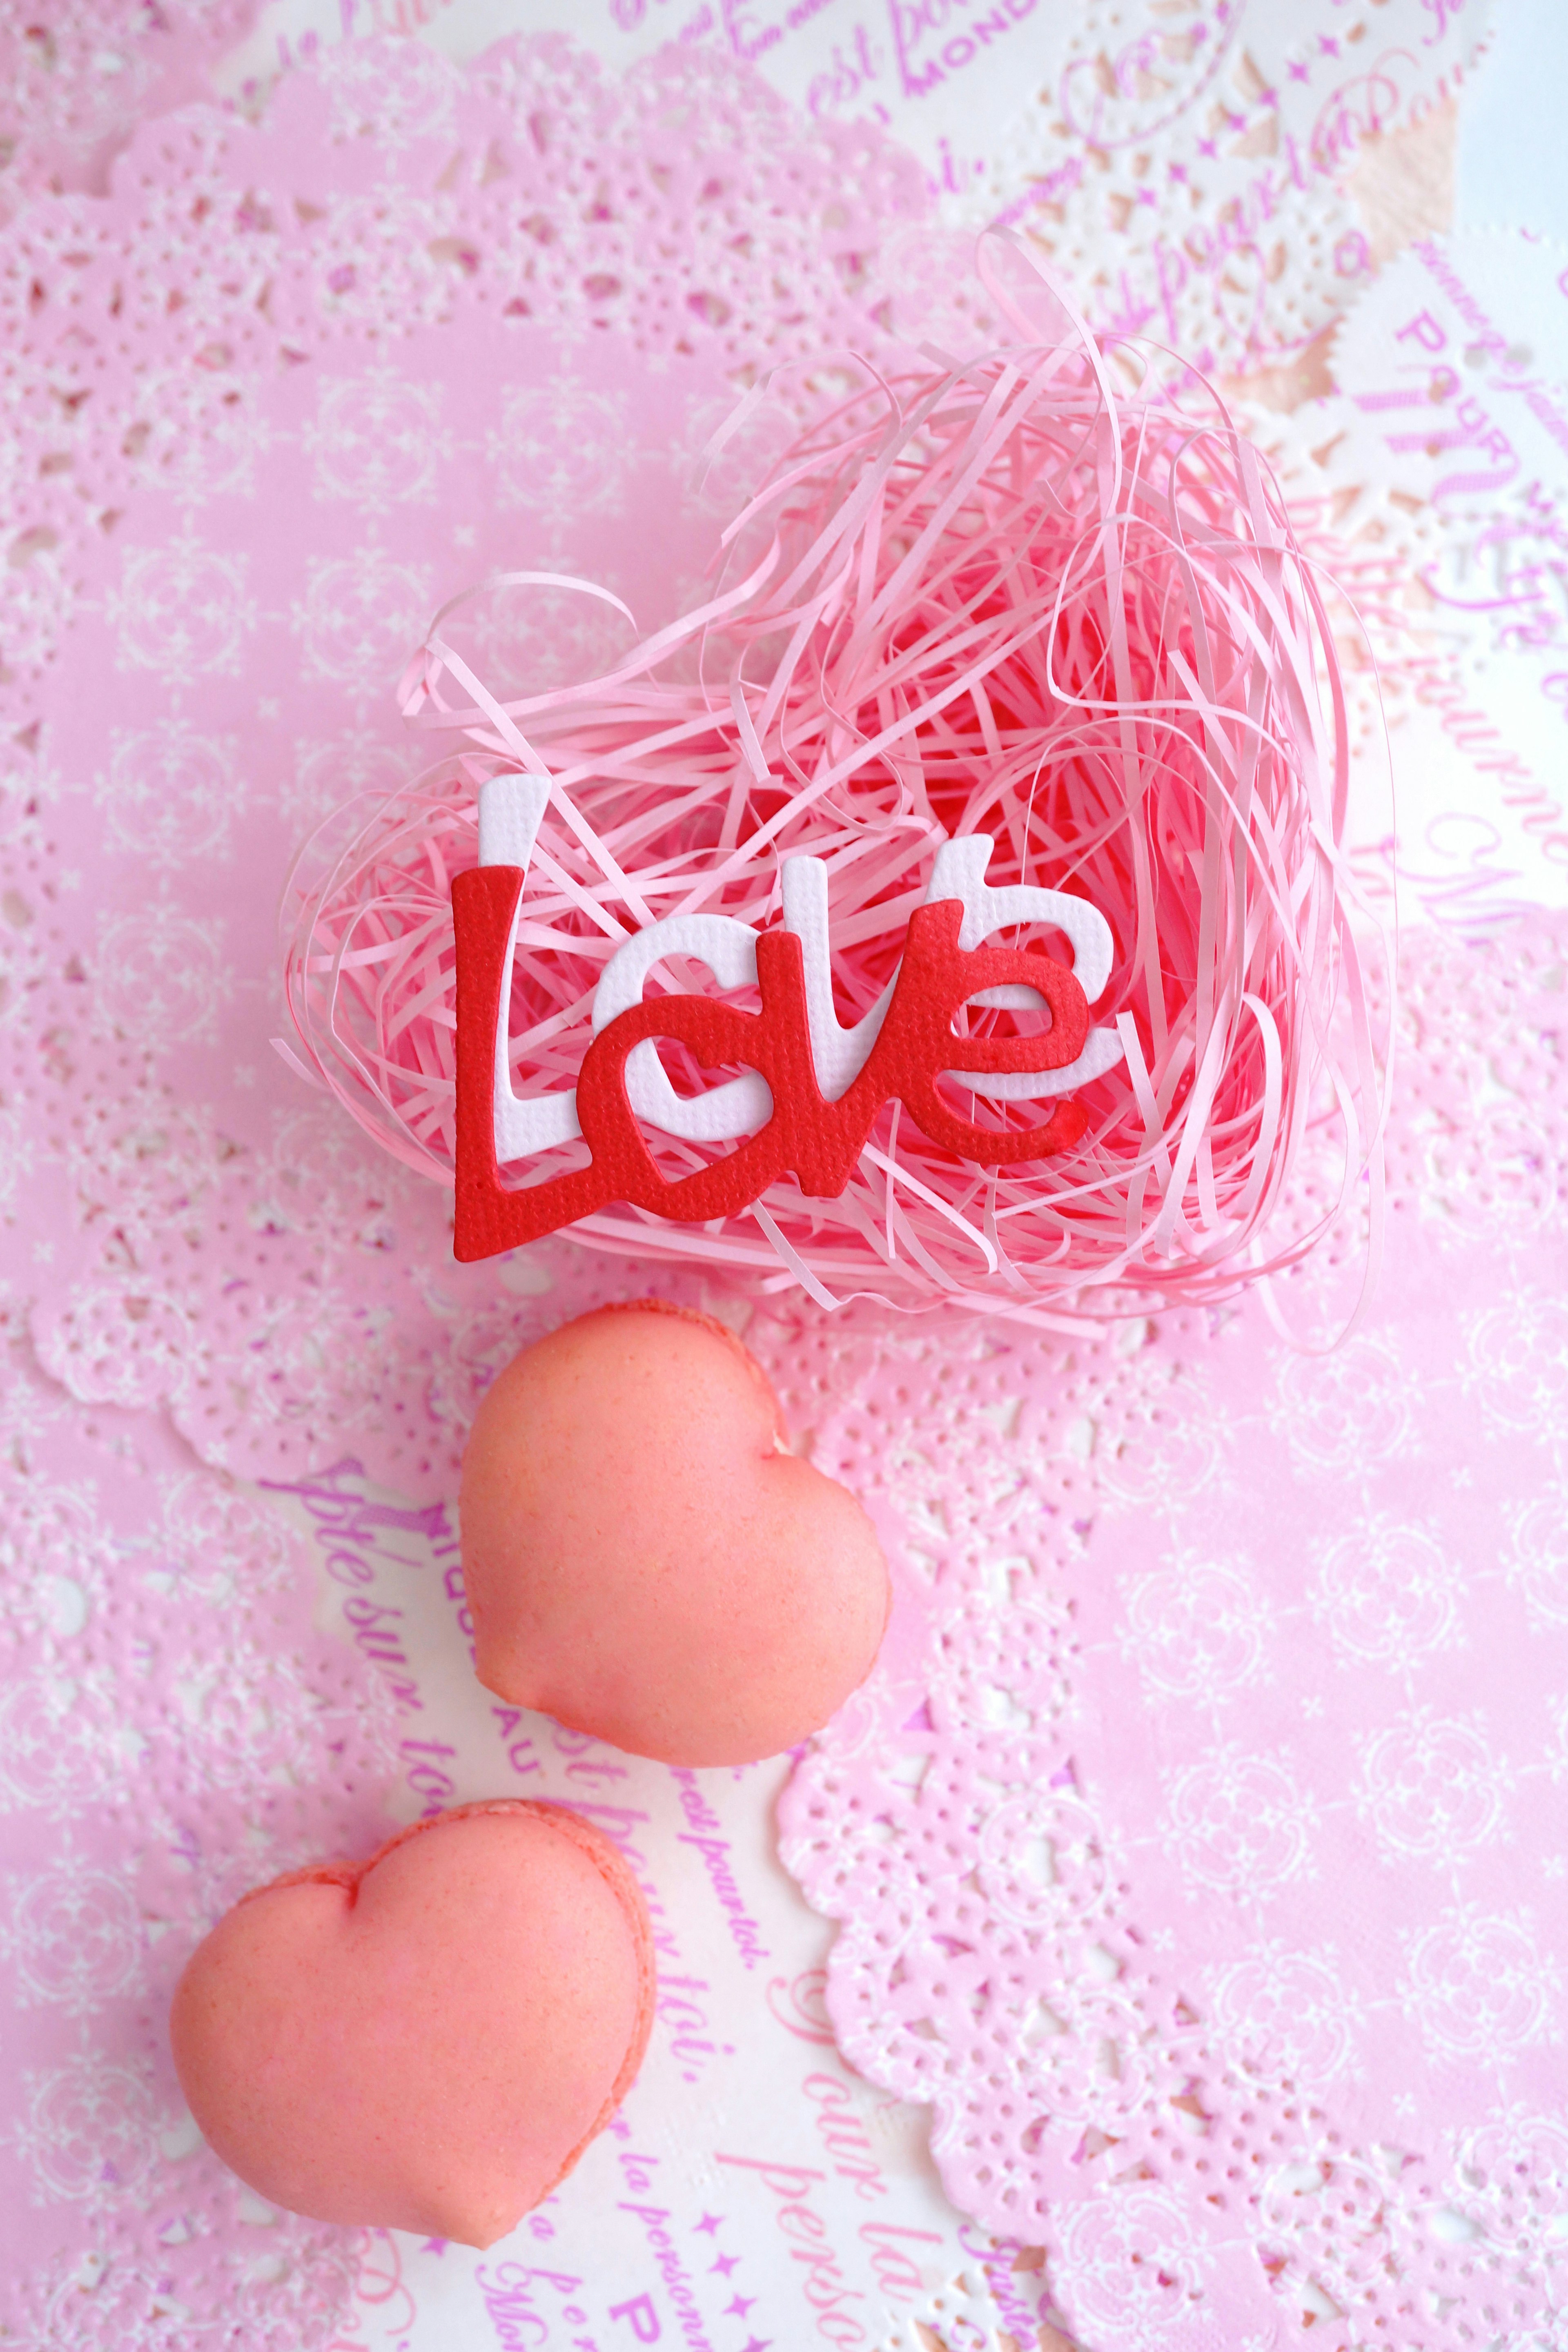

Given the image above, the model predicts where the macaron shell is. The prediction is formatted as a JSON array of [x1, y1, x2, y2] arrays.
[[459, 1302, 891, 1766], [170, 1802, 654, 2248]]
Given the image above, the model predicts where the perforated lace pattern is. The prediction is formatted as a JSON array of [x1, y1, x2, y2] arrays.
[[0, 27, 1548, 2350], [781, 914, 1568, 2348]]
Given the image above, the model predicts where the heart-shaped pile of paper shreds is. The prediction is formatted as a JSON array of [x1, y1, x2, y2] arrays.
[[281, 298, 1387, 1324]]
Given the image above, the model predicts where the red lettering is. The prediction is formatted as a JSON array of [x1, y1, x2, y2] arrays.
[[453, 871, 1090, 1262]]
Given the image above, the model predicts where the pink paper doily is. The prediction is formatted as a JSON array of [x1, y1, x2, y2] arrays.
[[2, 26, 1564, 2352], [4, 29, 955, 1499], [0, 0, 262, 217], [0, 36, 984, 2343], [781, 911, 1568, 2346]]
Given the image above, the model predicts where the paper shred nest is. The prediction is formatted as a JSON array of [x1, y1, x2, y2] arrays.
[[283, 283, 1386, 1323]]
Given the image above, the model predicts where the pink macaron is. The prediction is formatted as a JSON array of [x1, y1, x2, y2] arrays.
[[170, 1800, 654, 2247], [459, 1301, 891, 1766]]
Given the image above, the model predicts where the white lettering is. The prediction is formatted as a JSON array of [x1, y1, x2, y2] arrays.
[[475, 773, 1122, 1165]]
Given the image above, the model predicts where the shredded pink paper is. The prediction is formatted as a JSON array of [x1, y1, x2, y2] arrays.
[[284, 255, 1388, 1322]]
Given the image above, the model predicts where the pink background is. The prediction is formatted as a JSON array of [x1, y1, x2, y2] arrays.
[[5, 9, 1568, 2351]]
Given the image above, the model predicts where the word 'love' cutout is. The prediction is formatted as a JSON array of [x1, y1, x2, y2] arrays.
[[451, 777, 1122, 1264]]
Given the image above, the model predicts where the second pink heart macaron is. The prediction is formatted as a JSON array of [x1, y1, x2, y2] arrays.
[[459, 1301, 891, 1766], [170, 1800, 653, 2247]]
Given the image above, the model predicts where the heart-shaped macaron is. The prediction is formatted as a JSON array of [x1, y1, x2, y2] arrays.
[[458, 1300, 891, 1766], [169, 1800, 653, 2247]]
